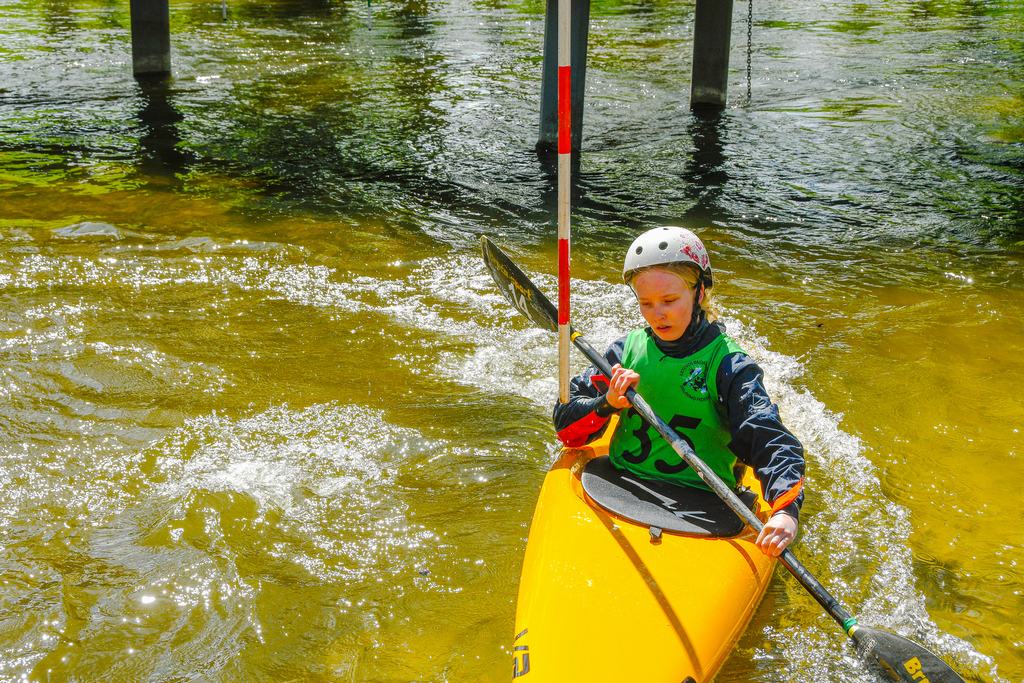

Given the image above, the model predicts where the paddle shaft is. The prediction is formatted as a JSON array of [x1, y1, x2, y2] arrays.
[[573, 332, 857, 632]]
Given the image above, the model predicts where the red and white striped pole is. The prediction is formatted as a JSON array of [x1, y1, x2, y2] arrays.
[[557, 0, 571, 404]]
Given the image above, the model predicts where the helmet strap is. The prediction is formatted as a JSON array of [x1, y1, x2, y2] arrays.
[[679, 282, 706, 341]]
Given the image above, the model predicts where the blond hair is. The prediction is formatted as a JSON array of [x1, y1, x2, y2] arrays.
[[626, 263, 717, 321]]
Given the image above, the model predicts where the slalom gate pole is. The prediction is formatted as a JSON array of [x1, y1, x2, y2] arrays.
[[557, 0, 571, 403]]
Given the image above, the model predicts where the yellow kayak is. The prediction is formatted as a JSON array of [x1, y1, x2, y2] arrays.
[[512, 423, 777, 682]]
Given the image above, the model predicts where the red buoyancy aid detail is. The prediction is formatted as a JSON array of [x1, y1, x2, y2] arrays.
[[557, 410, 611, 448], [770, 478, 804, 514], [556, 373, 610, 447]]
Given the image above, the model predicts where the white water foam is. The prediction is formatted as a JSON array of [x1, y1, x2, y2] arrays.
[[0, 295, 229, 411], [148, 402, 444, 584]]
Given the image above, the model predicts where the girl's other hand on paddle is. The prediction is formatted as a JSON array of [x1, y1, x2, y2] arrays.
[[605, 364, 640, 410], [756, 511, 798, 557]]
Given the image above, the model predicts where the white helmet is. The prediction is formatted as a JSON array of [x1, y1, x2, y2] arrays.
[[622, 226, 713, 287]]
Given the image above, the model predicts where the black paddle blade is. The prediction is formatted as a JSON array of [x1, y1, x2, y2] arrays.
[[480, 236, 558, 333], [852, 626, 965, 683]]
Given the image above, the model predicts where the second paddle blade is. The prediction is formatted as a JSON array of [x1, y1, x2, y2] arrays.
[[852, 626, 965, 683]]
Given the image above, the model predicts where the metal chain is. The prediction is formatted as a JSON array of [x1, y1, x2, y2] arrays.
[[746, 0, 753, 103]]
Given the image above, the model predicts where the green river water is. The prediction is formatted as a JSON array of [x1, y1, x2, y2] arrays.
[[1, 0, 1022, 680]]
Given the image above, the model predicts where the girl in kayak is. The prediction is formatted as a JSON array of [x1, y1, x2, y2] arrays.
[[552, 227, 804, 557]]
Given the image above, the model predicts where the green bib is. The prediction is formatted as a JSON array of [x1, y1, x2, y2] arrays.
[[609, 329, 746, 490]]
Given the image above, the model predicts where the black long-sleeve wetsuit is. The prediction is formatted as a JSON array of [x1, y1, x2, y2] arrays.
[[552, 315, 806, 518]]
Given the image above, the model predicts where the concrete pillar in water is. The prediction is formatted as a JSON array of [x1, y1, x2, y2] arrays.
[[130, 0, 171, 76], [690, 0, 733, 109], [537, 0, 590, 154]]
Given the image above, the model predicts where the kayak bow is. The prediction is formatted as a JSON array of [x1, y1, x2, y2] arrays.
[[513, 430, 776, 681]]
